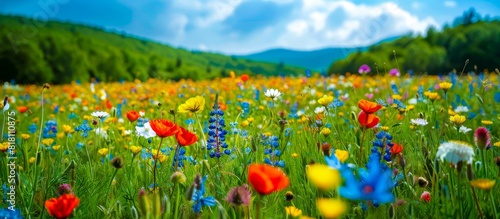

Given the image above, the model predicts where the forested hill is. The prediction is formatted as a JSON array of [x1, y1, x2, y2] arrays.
[[329, 19, 500, 75], [0, 15, 304, 84]]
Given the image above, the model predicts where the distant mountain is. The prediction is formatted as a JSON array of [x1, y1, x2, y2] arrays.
[[238, 36, 401, 70]]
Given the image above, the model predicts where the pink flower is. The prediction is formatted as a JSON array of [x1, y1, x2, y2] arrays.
[[474, 127, 491, 150], [389, 68, 400, 77], [358, 64, 371, 74]]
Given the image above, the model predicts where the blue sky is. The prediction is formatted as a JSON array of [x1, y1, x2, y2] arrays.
[[1, 0, 499, 54]]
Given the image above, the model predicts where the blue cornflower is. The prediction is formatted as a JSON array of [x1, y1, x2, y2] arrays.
[[74, 120, 93, 137], [0, 207, 24, 219], [192, 175, 216, 213], [328, 98, 344, 108], [338, 151, 395, 205], [42, 120, 57, 138], [28, 123, 37, 134]]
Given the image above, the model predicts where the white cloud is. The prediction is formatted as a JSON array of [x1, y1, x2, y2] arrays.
[[275, 1, 439, 50], [444, 1, 457, 8]]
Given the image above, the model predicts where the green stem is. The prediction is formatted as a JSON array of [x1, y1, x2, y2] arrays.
[[480, 150, 487, 178], [195, 113, 207, 158], [106, 169, 119, 201], [489, 191, 498, 219], [173, 185, 181, 219], [256, 195, 262, 219], [152, 138, 164, 191], [457, 172, 463, 219]]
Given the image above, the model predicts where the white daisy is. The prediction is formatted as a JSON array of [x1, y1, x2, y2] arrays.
[[436, 140, 475, 165], [135, 122, 157, 138], [410, 118, 428, 126], [314, 106, 326, 114], [91, 111, 109, 119], [264, 89, 281, 100], [407, 98, 417, 105], [454, 106, 469, 113], [459, 126, 472, 134], [94, 128, 108, 139]]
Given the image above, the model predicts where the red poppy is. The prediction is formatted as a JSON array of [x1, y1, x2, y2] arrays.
[[45, 194, 80, 219], [176, 126, 198, 146], [358, 111, 379, 129], [17, 106, 28, 113], [390, 143, 404, 156], [241, 74, 250, 82], [149, 119, 179, 138], [106, 100, 112, 110], [126, 110, 140, 122], [248, 164, 289, 195], [358, 99, 382, 114]]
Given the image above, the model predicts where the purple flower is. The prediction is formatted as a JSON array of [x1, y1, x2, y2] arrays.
[[389, 68, 400, 77], [358, 64, 371, 74], [226, 184, 252, 206]]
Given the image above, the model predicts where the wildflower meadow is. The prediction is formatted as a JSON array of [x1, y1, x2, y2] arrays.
[[1, 70, 500, 219]]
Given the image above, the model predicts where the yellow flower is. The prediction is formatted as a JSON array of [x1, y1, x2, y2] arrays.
[[481, 120, 493, 125], [98, 148, 109, 156], [292, 153, 298, 158], [247, 117, 254, 123], [449, 114, 466, 126], [318, 95, 334, 106], [381, 126, 389, 131], [130, 146, 142, 155], [0, 143, 8, 152], [494, 142, 500, 147], [83, 115, 91, 120], [392, 94, 402, 100], [320, 128, 331, 136], [112, 179, 117, 186], [52, 145, 61, 151], [448, 108, 456, 116], [152, 149, 168, 163], [426, 92, 439, 101], [241, 120, 250, 127], [335, 150, 349, 163], [439, 82, 453, 90], [406, 105, 415, 111], [29, 157, 36, 164], [299, 216, 315, 219], [62, 125, 74, 133], [56, 133, 65, 139], [21, 134, 30, 140], [285, 206, 302, 217], [316, 198, 347, 219], [306, 164, 341, 190], [178, 96, 205, 114], [42, 139, 54, 146], [470, 179, 496, 190]]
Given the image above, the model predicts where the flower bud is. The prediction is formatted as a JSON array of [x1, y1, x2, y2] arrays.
[[111, 156, 125, 169], [170, 171, 186, 184]]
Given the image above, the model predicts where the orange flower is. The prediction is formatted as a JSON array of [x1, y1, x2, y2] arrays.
[[358, 100, 381, 114], [248, 164, 289, 195], [391, 143, 404, 155], [358, 111, 379, 128], [126, 110, 140, 122], [18, 106, 29, 113], [149, 119, 179, 138], [241, 74, 250, 82], [45, 194, 80, 219], [176, 126, 198, 146]]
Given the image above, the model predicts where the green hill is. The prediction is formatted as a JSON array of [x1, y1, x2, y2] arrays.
[[0, 15, 305, 84], [329, 18, 500, 75]]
